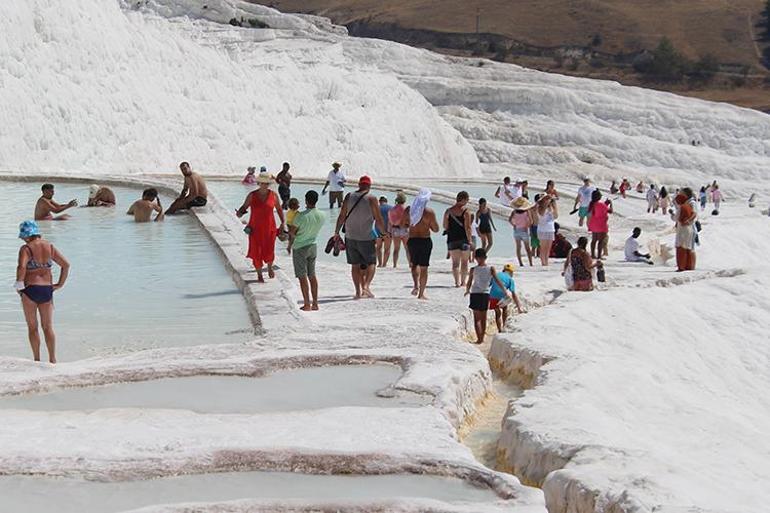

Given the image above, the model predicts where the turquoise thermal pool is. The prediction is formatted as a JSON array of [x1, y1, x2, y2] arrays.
[[0, 181, 253, 362]]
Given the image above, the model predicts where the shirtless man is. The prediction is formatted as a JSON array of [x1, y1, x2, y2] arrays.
[[165, 162, 208, 215], [86, 184, 116, 207], [34, 184, 77, 221], [127, 188, 164, 222], [404, 188, 439, 300]]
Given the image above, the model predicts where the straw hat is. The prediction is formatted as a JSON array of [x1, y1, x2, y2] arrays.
[[512, 197, 531, 209], [256, 172, 273, 184]]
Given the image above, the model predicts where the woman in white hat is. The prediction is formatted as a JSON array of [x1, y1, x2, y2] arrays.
[[236, 171, 286, 282]]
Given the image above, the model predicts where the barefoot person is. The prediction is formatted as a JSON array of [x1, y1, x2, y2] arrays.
[[236, 171, 286, 282], [35, 184, 77, 221], [275, 162, 293, 210], [388, 192, 409, 268], [127, 188, 164, 222], [587, 190, 612, 259], [673, 191, 697, 272], [476, 198, 496, 254], [536, 193, 558, 266], [465, 248, 510, 345], [86, 185, 116, 207], [509, 197, 534, 267], [15, 220, 70, 363], [572, 177, 595, 228], [444, 191, 474, 287], [289, 190, 326, 311], [489, 263, 524, 333], [165, 162, 208, 215], [376, 196, 393, 268], [334, 175, 385, 299], [404, 188, 439, 300], [322, 162, 346, 209]]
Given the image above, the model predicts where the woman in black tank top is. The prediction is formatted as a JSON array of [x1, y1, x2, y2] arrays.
[[476, 198, 496, 254], [443, 191, 473, 287]]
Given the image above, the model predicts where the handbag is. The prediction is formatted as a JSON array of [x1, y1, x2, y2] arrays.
[[564, 250, 574, 289], [325, 192, 367, 256], [596, 263, 606, 283]]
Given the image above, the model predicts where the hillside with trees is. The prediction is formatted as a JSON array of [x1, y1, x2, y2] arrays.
[[262, 0, 770, 111]]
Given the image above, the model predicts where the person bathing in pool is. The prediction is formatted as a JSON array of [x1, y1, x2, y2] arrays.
[[165, 161, 208, 215], [34, 183, 77, 221], [127, 188, 165, 222], [15, 220, 70, 363]]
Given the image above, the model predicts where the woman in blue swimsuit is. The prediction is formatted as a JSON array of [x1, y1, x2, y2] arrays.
[[15, 220, 70, 363]]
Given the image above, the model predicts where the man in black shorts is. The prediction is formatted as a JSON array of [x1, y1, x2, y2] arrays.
[[165, 161, 208, 215], [404, 188, 439, 300], [275, 162, 292, 210]]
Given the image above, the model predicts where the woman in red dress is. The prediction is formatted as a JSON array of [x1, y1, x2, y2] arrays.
[[237, 172, 285, 282]]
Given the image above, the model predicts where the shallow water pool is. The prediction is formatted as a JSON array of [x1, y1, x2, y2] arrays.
[[0, 364, 428, 412], [0, 471, 498, 513], [0, 182, 253, 362]]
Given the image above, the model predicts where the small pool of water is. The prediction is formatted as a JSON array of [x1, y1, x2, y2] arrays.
[[0, 364, 428, 412], [0, 471, 499, 512], [0, 182, 253, 362], [461, 378, 522, 470], [210, 180, 524, 264]]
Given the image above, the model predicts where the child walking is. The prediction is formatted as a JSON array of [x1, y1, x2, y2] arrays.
[[465, 248, 510, 345]]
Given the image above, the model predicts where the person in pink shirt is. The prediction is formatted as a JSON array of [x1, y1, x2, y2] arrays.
[[711, 184, 723, 212], [242, 166, 259, 185], [587, 189, 613, 259], [508, 197, 535, 267]]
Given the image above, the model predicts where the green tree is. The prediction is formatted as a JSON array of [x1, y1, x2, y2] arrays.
[[647, 37, 688, 82], [765, 0, 770, 35], [689, 54, 719, 83]]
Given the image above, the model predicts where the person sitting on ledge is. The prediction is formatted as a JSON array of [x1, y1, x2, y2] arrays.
[[165, 161, 208, 215]]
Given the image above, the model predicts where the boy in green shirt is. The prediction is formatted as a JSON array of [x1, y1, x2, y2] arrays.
[[289, 190, 326, 311]]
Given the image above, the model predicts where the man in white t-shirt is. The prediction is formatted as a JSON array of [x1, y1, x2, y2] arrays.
[[624, 227, 653, 264], [322, 162, 346, 209], [572, 177, 596, 227]]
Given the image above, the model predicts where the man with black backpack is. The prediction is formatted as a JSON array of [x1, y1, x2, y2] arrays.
[[333, 175, 386, 299]]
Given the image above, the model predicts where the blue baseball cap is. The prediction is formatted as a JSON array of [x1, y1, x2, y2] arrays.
[[18, 220, 40, 239]]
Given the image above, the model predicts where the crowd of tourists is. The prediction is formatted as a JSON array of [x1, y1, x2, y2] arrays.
[[13, 162, 722, 362]]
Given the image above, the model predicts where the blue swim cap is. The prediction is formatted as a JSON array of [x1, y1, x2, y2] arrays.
[[18, 220, 40, 239]]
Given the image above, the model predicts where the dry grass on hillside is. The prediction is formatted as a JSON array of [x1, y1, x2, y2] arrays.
[[269, 0, 766, 66]]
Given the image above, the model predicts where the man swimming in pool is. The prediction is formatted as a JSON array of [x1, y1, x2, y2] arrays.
[[34, 183, 77, 221], [165, 161, 208, 215], [127, 188, 165, 222]]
